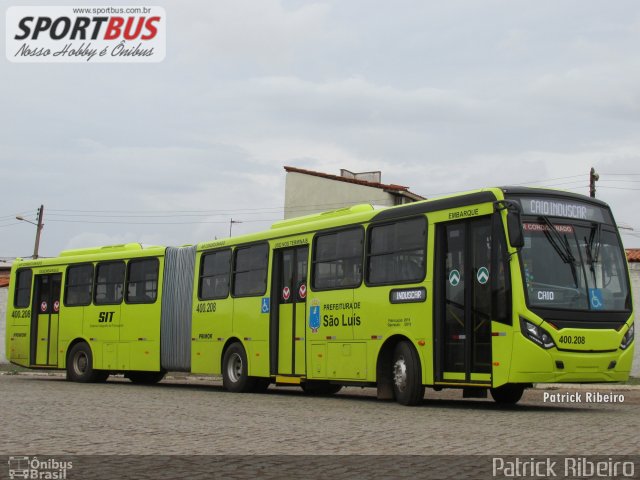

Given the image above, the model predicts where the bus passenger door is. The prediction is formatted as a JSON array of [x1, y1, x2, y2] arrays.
[[30, 273, 62, 367], [270, 246, 308, 376], [434, 217, 492, 385]]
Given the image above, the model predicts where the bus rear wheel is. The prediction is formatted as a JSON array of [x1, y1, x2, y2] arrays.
[[222, 343, 256, 393], [66, 342, 108, 383], [127, 371, 166, 385], [392, 341, 424, 406], [490, 384, 525, 405]]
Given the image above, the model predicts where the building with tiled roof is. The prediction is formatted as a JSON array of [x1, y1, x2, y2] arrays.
[[626, 249, 640, 262], [0, 264, 10, 288], [283, 166, 425, 219]]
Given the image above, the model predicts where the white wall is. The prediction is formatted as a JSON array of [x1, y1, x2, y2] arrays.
[[0, 287, 7, 363], [284, 172, 397, 219]]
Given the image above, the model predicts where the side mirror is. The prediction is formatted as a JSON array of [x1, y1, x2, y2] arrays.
[[506, 204, 524, 249], [495, 200, 524, 249]]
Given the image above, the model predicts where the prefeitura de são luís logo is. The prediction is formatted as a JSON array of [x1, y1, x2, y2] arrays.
[[5, 6, 166, 63]]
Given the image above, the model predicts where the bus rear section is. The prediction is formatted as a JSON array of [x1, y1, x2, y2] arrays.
[[5, 244, 168, 384]]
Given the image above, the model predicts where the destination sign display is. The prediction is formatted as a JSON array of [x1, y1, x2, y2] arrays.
[[516, 197, 610, 223]]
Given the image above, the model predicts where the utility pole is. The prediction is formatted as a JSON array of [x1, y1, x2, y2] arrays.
[[589, 167, 599, 198], [229, 218, 242, 237], [16, 204, 44, 259], [33, 204, 44, 259]]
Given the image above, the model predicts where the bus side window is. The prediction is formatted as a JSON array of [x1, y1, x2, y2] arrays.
[[492, 218, 511, 325], [312, 227, 363, 290], [14, 268, 33, 308], [199, 249, 231, 300], [94, 261, 125, 305], [232, 244, 268, 297], [367, 217, 426, 285], [65, 264, 93, 306], [126, 258, 159, 303]]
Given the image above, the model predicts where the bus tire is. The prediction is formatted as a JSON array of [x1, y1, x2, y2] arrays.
[[67, 342, 107, 383], [490, 384, 525, 405], [301, 381, 342, 396], [392, 341, 424, 406], [222, 343, 256, 393], [127, 371, 166, 385]]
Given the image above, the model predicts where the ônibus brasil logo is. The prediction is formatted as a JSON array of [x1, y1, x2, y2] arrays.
[[8, 456, 73, 479], [6, 6, 166, 63]]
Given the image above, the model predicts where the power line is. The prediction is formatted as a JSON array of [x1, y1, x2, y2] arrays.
[[598, 186, 640, 191], [3, 173, 639, 223], [0, 211, 32, 221], [511, 174, 585, 185], [599, 173, 640, 176], [46, 218, 280, 225], [598, 179, 640, 183]]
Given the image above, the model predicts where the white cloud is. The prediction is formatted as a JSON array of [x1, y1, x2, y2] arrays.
[[172, 0, 331, 67]]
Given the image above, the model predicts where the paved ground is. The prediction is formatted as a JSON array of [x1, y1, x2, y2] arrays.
[[1, 372, 639, 457], [1, 373, 638, 479]]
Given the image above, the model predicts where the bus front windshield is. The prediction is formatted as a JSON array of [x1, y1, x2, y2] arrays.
[[520, 216, 630, 313]]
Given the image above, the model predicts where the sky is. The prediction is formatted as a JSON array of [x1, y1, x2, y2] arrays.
[[2, 0, 640, 260]]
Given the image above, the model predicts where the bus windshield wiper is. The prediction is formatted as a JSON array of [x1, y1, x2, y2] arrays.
[[539, 215, 578, 286], [585, 223, 602, 283], [587, 223, 601, 263]]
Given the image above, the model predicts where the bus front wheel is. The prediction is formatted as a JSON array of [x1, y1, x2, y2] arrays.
[[392, 341, 424, 406], [222, 343, 256, 393], [66, 342, 108, 383], [490, 384, 525, 405]]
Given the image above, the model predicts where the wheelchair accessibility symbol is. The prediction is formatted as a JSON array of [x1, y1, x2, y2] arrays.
[[589, 288, 603, 311], [261, 297, 270, 314]]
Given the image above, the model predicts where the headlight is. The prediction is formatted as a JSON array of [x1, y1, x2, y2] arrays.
[[520, 318, 555, 349], [620, 324, 634, 350]]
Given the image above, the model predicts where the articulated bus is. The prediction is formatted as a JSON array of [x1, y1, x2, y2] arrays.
[[5, 187, 635, 405]]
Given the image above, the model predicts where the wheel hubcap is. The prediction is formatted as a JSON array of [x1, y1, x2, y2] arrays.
[[227, 353, 243, 383], [393, 356, 408, 392], [74, 351, 88, 376]]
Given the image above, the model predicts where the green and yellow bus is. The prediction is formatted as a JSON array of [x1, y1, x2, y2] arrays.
[[5, 187, 635, 405]]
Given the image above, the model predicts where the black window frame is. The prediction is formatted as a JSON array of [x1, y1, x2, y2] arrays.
[[365, 216, 428, 287], [199, 248, 232, 300], [64, 263, 94, 307], [312, 226, 364, 291], [231, 243, 269, 298], [94, 260, 126, 306], [125, 257, 159, 304], [13, 268, 33, 308]]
